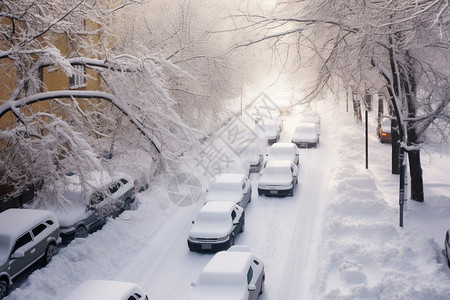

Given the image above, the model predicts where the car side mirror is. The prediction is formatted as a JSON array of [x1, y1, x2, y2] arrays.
[[12, 250, 25, 259], [248, 284, 256, 291], [192, 220, 195, 224], [191, 281, 197, 287]]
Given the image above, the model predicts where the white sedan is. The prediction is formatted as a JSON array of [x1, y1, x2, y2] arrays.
[[205, 173, 252, 208], [190, 246, 265, 300], [291, 123, 320, 148], [264, 142, 299, 166], [188, 201, 245, 252], [258, 160, 298, 197]]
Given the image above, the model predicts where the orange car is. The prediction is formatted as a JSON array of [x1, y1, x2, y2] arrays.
[[377, 117, 392, 143]]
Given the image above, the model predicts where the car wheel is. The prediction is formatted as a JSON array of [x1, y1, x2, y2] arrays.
[[288, 186, 294, 197], [124, 198, 132, 211], [0, 280, 8, 299], [229, 234, 235, 248], [43, 243, 57, 265], [259, 276, 265, 295], [74, 225, 88, 239]]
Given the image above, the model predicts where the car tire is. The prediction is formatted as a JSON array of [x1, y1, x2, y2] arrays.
[[0, 279, 8, 299], [124, 198, 131, 211], [74, 225, 88, 239], [43, 243, 57, 265], [259, 276, 265, 295], [229, 234, 235, 248]]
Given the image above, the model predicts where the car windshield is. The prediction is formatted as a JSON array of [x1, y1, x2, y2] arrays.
[[197, 211, 230, 222], [269, 147, 293, 156], [296, 126, 316, 134]]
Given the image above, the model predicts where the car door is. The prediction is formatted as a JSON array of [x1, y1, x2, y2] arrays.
[[242, 178, 251, 207], [248, 259, 264, 300], [231, 206, 244, 236], [8, 231, 34, 278], [31, 223, 49, 260]]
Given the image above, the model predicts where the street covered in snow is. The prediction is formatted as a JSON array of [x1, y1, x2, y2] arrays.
[[5, 97, 450, 299]]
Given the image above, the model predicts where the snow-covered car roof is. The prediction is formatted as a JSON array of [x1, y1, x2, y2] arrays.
[[197, 201, 238, 221], [206, 174, 247, 203], [64, 280, 147, 300], [292, 123, 319, 141], [263, 160, 295, 173], [300, 113, 321, 125], [0, 208, 58, 238], [266, 143, 298, 162]]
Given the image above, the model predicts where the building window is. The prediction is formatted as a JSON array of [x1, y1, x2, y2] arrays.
[[69, 65, 86, 89]]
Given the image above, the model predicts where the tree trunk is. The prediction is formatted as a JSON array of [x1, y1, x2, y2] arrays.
[[391, 119, 400, 174], [408, 149, 424, 202]]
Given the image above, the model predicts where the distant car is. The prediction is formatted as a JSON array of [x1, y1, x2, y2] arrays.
[[258, 160, 298, 197], [188, 201, 245, 252], [265, 142, 299, 166], [377, 116, 392, 143], [0, 209, 61, 298], [241, 140, 265, 173], [291, 123, 320, 148], [51, 171, 135, 241], [205, 173, 252, 208], [300, 112, 321, 128], [64, 280, 148, 300], [190, 245, 265, 300], [254, 119, 282, 145]]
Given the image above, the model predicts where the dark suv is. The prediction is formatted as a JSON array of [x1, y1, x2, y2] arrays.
[[0, 209, 61, 299]]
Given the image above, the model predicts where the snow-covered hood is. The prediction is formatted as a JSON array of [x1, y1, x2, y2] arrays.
[[50, 204, 91, 227], [259, 173, 292, 187], [190, 284, 247, 300], [189, 220, 232, 239]]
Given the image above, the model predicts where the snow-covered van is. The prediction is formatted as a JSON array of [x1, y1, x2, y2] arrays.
[[0, 209, 61, 299]]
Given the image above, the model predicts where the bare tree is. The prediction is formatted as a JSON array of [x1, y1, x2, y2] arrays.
[[233, 0, 450, 202], [0, 0, 199, 208]]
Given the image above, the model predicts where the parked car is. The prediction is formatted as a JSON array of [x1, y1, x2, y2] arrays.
[[0, 209, 61, 299], [241, 140, 265, 173], [254, 119, 282, 145], [190, 245, 265, 300], [188, 201, 245, 252], [291, 123, 320, 148], [205, 173, 252, 209], [64, 280, 148, 300], [377, 116, 392, 143], [300, 112, 321, 128], [52, 171, 135, 241], [265, 142, 299, 166], [258, 160, 298, 197]]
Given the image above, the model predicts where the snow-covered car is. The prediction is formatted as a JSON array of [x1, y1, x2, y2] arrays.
[[258, 160, 299, 197], [205, 173, 252, 209], [300, 112, 321, 128], [377, 116, 392, 143], [64, 280, 148, 300], [241, 140, 265, 173], [254, 120, 282, 145], [188, 201, 245, 252], [264, 142, 299, 166], [0, 209, 61, 298], [51, 171, 135, 241], [190, 245, 265, 300], [291, 123, 320, 148]]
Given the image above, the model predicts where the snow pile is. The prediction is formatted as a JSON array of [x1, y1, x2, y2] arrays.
[[314, 115, 450, 299]]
